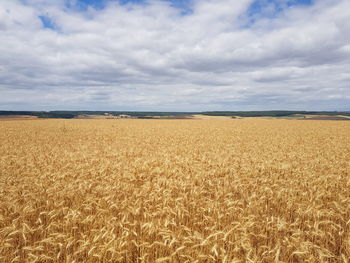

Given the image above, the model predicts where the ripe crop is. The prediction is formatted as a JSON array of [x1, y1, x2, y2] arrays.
[[0, 119, 349, 262]]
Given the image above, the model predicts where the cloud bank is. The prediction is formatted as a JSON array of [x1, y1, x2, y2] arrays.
[[0, 0, 349, 111]]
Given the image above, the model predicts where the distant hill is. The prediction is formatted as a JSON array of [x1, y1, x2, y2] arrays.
[[0, 110, 349, 119], [0, 111, 198, 119], [201, 111, 350, 117]]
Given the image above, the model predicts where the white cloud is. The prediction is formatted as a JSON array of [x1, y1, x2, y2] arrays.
[[0, 0, 349, 111]]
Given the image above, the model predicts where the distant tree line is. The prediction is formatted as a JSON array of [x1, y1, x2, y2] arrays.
[[201, 111, 350, 117], [0, 111, 75, 119], [0, 110, 349, 119], [0, 111, 198, 118]]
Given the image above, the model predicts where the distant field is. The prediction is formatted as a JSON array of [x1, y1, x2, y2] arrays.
[[0, 115, 39, 121], [1, 113, 349, 121], [1, 110, 350, 120], [0, 119, 349, 262]]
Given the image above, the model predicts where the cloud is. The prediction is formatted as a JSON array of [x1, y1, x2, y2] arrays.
[[0, 0, 349, 111]]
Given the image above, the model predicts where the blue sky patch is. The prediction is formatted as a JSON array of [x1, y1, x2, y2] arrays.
[[72, 0, 145, 10], [66, 0, 111, 11], [165, 0, 193, 15], [73, 0, 191, 13], [39, 15, 56, 30], [247, 0, 313, 20]]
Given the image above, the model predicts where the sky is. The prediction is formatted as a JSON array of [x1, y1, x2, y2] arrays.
[[0, 0, 349, 111]]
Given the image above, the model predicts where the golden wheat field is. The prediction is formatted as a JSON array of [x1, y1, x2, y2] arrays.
[[0, 119, 350, 263]]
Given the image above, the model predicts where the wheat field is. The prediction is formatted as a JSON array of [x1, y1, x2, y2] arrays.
[[0, 119, 349, 262]]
